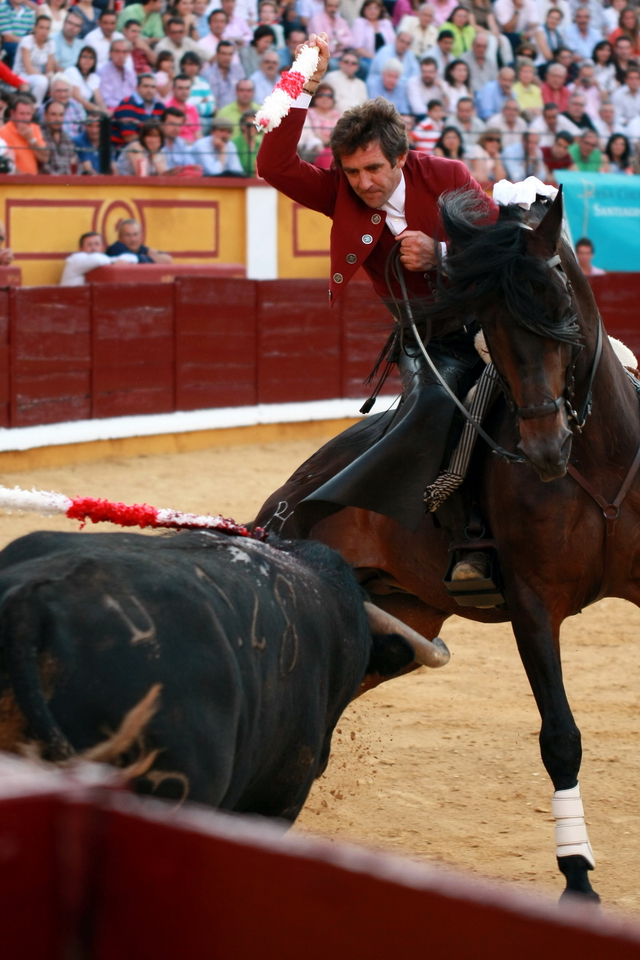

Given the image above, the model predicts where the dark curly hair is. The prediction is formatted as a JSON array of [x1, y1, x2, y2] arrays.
[[330, 97, 409, 167]]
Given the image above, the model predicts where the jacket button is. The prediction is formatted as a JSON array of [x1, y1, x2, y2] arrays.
[[346, 254, 357, 264], [362, 234, 373, 244], [333, 272, 343, 283], [371, 214, 381, 224]]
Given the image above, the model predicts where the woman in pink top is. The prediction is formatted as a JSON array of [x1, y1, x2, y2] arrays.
[[351, 0, 395, 63], [392, 0, 419, 28]]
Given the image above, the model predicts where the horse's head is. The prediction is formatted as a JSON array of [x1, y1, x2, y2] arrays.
[[435, 188, 581, 482]]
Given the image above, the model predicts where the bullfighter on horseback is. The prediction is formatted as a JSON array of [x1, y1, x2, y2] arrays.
[[257, 33, 497, 581]]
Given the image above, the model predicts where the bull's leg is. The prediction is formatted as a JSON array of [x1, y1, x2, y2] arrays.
[[508, 586, 598, 903]]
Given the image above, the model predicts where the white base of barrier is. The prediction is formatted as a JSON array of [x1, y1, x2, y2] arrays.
[[0, 399, 373, 453]]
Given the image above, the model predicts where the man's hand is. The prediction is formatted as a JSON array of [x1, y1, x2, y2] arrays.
[[396, 230, 438, 271], [0, 248, 13, 265], [296, 32, 330, 85]]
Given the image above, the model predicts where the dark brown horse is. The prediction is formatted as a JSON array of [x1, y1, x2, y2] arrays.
[[254, 190, 640, 902]]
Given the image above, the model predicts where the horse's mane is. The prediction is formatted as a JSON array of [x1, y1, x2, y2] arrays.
[[428, 189, 581, 345]]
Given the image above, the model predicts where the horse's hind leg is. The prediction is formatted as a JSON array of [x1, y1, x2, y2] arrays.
[[508, 587, 599, 903]]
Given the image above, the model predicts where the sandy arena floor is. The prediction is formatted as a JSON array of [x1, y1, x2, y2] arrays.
[[1, 435, 639, 912]]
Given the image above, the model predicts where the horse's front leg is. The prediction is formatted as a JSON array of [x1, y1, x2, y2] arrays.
[[508, 582, 599, 903]]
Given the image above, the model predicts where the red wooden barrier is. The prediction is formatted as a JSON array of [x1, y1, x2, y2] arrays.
[[257, 280, 341, 404], [175, 277, 258, 410], [87, 263, 246, 283], [9, 286, 91, 427], [0, 290, 10, 428], [341, 280, 402, 400], [91, 283, 175, 419], [588, 274, 640, 357]]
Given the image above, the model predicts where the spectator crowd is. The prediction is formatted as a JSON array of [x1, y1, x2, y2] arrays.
[[0, 0, 636, 178]]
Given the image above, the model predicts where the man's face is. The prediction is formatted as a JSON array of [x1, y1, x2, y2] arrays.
[[261, 53, 280, 78], [421, 61, 436, 84], [217, 45, 234, 68], [236, 80, 255, 105], [340, 141, 406, 209], [119, 223, 143, 252], [212, 127, 232, 150], [567, 96, 585, 120], [222, 0, 235, 14], [324, 0, 339, 15], [575, 9, 590, 29], [519, 64, 534, 85], [576, 244, 593, 272], [418, 6, 433, 26], [45, 101, 65, 131], [173, 77, 191, 102], [473, 37, 488, 59], [85, 119, 100, 143], [627, 70, 640, 91], [616, 38, 632, 59], [34, 18, 51, 42], [579, 66, 594, 86], [552, 136, 570, 157], [163, 115, 183, 139], [546, 65, 566, 88], [428, 103, 444, 122], [525, 133, 539, 155], [168, 22, 186, 43], [100, 13, 117, 37], [124, 23, 141, 43], [81, 234, 104, 253], [600, 102, 615, 123], [111, 42, 129, 67], [288, 30, 305, 52], [456, 100, 473, 122], [340, 53, 359, 77], [52, 83, 71, 105], [498, 68, 514, 92], [543, 106, 558, 127], [139, 76, 158, 103], [63, 13, 82, 39], [580, 132, 598, 157], [382, 68, 399, 91], [557, 48, 572, 68], [12, 102, 34, 128], [395, 32, 411, 55], [438, 35, 453, 54], [209, 12, 227, 35], [503, 100, 519, 122]]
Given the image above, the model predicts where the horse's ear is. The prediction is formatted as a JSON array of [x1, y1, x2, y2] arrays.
[[528, 186, 563, 257]]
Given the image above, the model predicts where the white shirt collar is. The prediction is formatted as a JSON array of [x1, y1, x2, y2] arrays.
[[381, 172, 406, 219]]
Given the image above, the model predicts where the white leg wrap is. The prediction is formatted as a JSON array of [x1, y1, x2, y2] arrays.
[[552, 783, 595, 868]]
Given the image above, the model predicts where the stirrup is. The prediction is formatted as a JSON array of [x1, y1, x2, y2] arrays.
[[444, 538, 506, 608]]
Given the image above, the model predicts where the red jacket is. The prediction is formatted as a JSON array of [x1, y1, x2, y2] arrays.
[[257, 105, 494, 306]]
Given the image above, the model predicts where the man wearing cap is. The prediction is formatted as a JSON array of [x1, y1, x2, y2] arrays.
[[257, 32, 497, 580], [190, 116, 244, 175]]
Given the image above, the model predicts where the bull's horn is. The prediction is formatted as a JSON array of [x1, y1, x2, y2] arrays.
[[364, 602, 450, 669]]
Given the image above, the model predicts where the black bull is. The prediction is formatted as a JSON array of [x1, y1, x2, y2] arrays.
[[0, 529, 447, 820]]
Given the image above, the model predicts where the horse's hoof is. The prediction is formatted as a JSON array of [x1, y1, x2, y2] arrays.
[[557, 855, 600, 905], [559, 887, 601, 906], [451, 552, 491, 581]]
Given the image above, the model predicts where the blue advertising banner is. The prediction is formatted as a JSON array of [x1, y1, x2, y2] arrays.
[[554, 171, 640, 272]]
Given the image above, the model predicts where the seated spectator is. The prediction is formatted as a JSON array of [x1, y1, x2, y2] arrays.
[[367, 58, 411, 112], [351, 0, 395, 74], [433, 124, 464, 158], [407, 54, 447, 115], [476, 65, 515, 120], [487, 95, 528, 147], [528, 101, 562, 145], [112, 72, 165, 147], [541, 62, 569, 113], [40, 0, 71, 37], [612, 65, 640, 123], [221, 0, 253, 46], [0, 94, 49, 173], [324, 51, 368, 113], [122, 20, 156, 75], [60, 231, 138, 286], [608, 6, 640, 57], [369, 31, 419, 80], [0, 56, 29, 100], [54, 9, 84, 71], [239, 24, 277, 77], [117, 0, 165, 43], [594, 100, 626, 147], [48, 74, 86, 136], [398, 4, 438, 59], [502, 130, 547, 179], [232, 108, 260, 173], [564, 8, 601, 61], [493, 0, 539, 56], [161, 105, 195, 168], [410, 97, 444, 152], [567, 127, 604, 170], [447, 94, 485, 148], [568, 60, 602, 120], [442, 57, 472, 111], [99, 39, 137, 110], [85, 10, 124, 69], [512, 58, 543, 117], [439, 5, 475, 57], [73, 0, 99, 39], [256, 1, 284, 48], [154, 51, 175, 100], [217, 77, 258, 124], [308, 0, 353, 69], [540, 44, 576, 84], [180, 52, 214, 130], [250, 49, 281, 103], [466, 127, 506, 181], [73, 114, 104, 172], [592, 40, 616, 95], [191, 115, 244, 173], [535, 6, 565, 62], [0, 0, 36, 69], [604, 0, 625, 36], [431, 0, 457, 28], [303, 83, 340, 145], [165, 0, 201, 41], [613, 35, 635, 85], [116, 118, 167, 173], [572, 0, 605, 35], [106, 217, 172, 262], [575, 237, 605, 276], [605, 131, 633, 172], [165, 73, 201, 141], [423, 28, 455, 75], [14, 15, 55, 108], [541, 129, 576, 181], [209, 39, 246, 109], [156, 16, 211, 72], [462, 34, 496, 95], [64, 45, 108, 114], [198, 7, 229, 58], [279, 29, 308, 71], [560, 92, 595, 133], [41, 98, 79, 173]]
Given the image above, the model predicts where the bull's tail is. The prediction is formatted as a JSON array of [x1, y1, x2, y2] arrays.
[[0, 585, 75, 760]]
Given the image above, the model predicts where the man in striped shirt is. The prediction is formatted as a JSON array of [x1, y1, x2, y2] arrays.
[[0, 0, 35, 68], [111, 72, 164, 147]]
